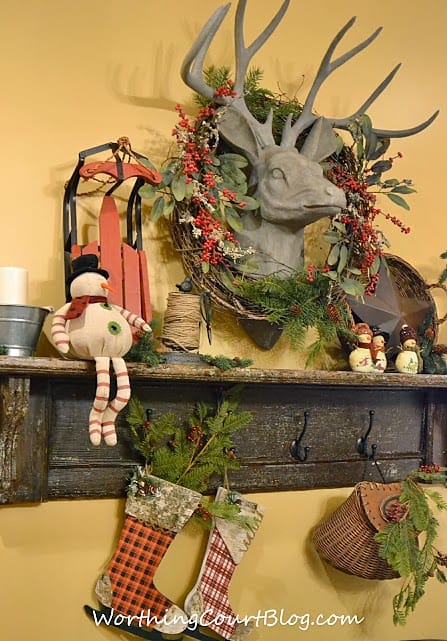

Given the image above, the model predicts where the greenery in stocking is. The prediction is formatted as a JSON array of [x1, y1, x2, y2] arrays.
[[126, 388, 255, 529]]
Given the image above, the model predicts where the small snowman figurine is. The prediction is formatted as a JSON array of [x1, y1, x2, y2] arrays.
[[51, 254, 152, 446], [395, 324, 423, 374], [371, 326, 389, 372], [349, 322, 376, 373]]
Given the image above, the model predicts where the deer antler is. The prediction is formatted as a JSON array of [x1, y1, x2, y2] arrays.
[[281, 16, 439, 147], [181, 3, 231, 103], [182, 0, 290, 152]]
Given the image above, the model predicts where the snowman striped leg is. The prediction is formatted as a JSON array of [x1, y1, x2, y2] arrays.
[[101, 358, 131, 447], [89, 357, 111, 446]]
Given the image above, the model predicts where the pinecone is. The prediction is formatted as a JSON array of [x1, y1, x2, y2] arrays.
[[326, 302, 342, 325], [289, 304, 302, 316]]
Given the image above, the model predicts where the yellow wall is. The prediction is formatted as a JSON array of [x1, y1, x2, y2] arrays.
[[1, 1, 447, 639]]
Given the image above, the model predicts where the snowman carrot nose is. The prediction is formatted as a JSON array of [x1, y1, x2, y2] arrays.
[[101, 282, 115, 293]]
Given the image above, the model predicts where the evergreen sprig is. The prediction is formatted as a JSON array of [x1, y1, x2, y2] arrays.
[[235, 268, 352, 366], [125, 324, 166, 367], [374, 467, 447, 625], [193, 64, 304, 147], [199, 354, 253, 371], [126, 388, 251, 493], [193, 494, 260, 531]]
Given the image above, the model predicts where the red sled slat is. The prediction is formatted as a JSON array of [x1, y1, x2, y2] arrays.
[[99, 196, 123, 307], [122, 243, 141, 317]]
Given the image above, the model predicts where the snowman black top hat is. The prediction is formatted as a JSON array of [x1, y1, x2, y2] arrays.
[[67, 254, 109, 288]]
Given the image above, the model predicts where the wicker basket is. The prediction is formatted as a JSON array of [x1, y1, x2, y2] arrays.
[[312, 482, 403, 580]]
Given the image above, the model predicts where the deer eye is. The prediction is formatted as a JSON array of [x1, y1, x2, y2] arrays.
[[271, 167, 286, 180]]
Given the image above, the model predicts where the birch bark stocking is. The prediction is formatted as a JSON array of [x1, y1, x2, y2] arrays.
[[95, 475, 201, 634], [184, 488, 265, 640]]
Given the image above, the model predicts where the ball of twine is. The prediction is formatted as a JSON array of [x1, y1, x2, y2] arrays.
[[161, 291, 201, 351]]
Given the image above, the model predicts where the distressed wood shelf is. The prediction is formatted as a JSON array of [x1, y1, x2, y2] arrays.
[[1, 356, 447, 504]]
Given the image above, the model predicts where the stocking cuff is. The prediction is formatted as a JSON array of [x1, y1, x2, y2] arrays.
[[126, 474, 201, 532], [215, 487, 265, 564]]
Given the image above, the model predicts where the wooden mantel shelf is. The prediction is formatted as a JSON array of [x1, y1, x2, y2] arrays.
[[1, 356, 446, 505], [2, 355, 447, 387]]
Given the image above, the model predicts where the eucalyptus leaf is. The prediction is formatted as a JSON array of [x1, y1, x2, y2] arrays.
[[322, 231, 340, 244], [201, 261, 210, 274], [365, 173, 381, 186], [160, 170, 173, 186], [391, 185, 417, 195], [138, 183, 158, 199], [371, 159, 393, 174], [185, 180, 195, 199], [332, 221, 347, 233], [371, 253, 381, 274], [162, 198, 175, 217], [220, 153, 249, 168], [224, 206, 244, 232], [340, 278, 366, 297], [365, 130, 378, 160], [337, 244, 348, 274], [171, 174, 187, 201], [236, 196, 259, 211], [347, 266, 362, 275], [324, 270, 339, 280], [327, 243, 340, 266], [382, 178, 400, 188], [151, 196, 167, 222], [367, 137, 390, 161], [219, 268, 238, 293], [386, 192, 410, 210], [359, 113, 372, 136]]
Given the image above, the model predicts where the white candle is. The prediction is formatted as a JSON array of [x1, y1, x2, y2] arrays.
[[0, 266, 28, 305]]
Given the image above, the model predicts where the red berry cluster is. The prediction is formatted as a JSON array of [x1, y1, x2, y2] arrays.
[[384, 498, 409, 523], [306, 264, 315, 282], [192, 204, 237, 265], [195, 503, 212, 523], [327, 158, 410, 295], [171, 95, 243, 266], [187, 423, 205, 448], [214, 79, 237, 99], [419, 463, 442, 474]]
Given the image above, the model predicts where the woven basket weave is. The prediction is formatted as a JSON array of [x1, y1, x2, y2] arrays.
[[312, 482, 403, 580]]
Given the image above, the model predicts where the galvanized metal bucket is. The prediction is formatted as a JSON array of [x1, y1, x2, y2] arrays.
[[0, 305, 50, 356]]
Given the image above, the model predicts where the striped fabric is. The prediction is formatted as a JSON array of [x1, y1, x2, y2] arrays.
[[194, 529, 238, 639], [107, 516, 175, 624]]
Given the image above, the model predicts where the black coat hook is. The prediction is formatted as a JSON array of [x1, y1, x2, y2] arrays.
[[357, 410, 378, 460], [290, 411, 310, 462]]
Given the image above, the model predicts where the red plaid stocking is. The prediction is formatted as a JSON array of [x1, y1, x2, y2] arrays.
[[184, 488, 264, 640], [95, 474, 201, 635]]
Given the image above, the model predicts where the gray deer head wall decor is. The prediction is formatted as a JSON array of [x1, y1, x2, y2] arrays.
[[181, 0, 439, 278]]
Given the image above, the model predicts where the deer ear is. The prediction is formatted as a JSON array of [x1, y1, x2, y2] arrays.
[[300, 117, 338, 162], [218, 105, 260, 165]]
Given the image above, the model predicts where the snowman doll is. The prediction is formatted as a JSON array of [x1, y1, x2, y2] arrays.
[[349, 322, 377, 373], [371, 326, 389, 372], [51, 254, 152, 446], [395, 324, 423, 374]]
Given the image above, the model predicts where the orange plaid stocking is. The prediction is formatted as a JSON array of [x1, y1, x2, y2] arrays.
[[95, 475, 201, 635]]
